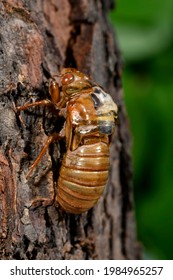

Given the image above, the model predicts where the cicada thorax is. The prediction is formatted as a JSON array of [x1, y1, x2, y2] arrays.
[[55, 85, 117, 214]]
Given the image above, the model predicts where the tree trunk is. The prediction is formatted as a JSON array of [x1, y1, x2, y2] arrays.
[[0, 0, 140, 259]]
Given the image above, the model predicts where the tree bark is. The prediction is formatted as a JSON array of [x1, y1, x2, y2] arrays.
[[0, 0, 140, 259]]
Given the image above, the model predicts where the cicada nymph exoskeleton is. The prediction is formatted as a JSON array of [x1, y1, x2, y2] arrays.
[[17, 68, 118, 214]]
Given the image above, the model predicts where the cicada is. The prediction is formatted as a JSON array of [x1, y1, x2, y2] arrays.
[[17, 68, 118, 214]]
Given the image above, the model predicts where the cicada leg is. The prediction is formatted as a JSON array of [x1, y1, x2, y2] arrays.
[[16, 77, 61, 111], [16, 99, 52, 111], [26, 132, 63, 179]]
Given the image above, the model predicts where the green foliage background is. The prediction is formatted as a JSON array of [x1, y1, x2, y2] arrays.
[[110, 0, 173, 259]]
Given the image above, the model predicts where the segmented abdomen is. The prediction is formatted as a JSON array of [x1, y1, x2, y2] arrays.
[[56, 142, 110, 214]]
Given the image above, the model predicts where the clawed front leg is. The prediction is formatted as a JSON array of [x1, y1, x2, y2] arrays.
[[17, 78, 61, 111], [17, 99, 52, 111]]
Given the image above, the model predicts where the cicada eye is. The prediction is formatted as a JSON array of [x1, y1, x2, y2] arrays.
[[62, 73, 74, 86]]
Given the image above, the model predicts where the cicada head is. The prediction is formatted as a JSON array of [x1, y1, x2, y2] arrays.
[[59, 68, 94, 98]]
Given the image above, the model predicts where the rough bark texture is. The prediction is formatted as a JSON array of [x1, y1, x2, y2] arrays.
[[0, 0, 140, 259]]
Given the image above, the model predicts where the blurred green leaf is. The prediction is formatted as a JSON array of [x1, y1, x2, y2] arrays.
[[111, 0, 173, 24], [110, 0, 173, 61], [109, 0, 173, 259], [114, 24, 173, 62]]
